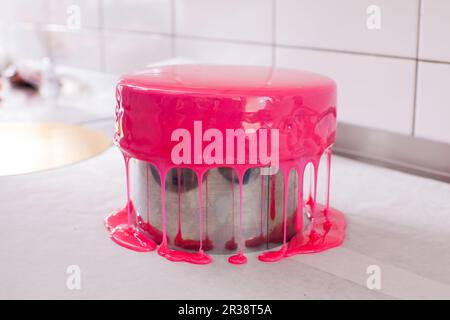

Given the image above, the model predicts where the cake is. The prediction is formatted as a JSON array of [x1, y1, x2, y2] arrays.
[[105, 64, 346, 265]]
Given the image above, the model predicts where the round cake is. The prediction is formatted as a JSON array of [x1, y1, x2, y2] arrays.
[[105, 64, 345, 265]]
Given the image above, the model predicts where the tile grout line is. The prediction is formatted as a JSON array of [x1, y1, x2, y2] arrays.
[[271, 0, 277, 67], [171, 0, 177, 58], [44, 0, 53, 61], [33, 19, 450, 67], [412, 0, 423, 137], [98, 0, 106, 73], [85, 26, 450, 66], [276, 43, 417, 61]]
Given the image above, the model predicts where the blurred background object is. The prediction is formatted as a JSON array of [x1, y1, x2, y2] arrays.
[[0, 0, 449, 180], [0, 122, 111, 175]]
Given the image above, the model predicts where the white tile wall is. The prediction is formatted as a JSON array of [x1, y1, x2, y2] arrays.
[[0, 2, 13, 26], [175, 0, 272, 43], [9, 0, 49, 25], [276, 0, 419, 58], [103, 32, 172, 74], [1, 0, 449, 147], [0, 24, 9, 70], [103, 0, 172, 34], [50, 30, 102, 71], [419, 0, 450, 62], [415, 62, 450, 144], [7, 25, 51, 61], [277, 47, 416, 134], [175, 38, 272, 66]]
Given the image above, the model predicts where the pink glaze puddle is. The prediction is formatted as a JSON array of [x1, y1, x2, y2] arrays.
[[286, 204, 345, 256], [105, 64, 346, 265], [104, 205, 129, 232], [158, 244, 212, 264], [228, 253, 248, 265], [110, 225, 157, 252], [105, 156, 157, 252]]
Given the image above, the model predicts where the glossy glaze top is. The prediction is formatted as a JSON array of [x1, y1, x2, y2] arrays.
[[115, 64, 337, 166], [117, 64, 336, 96]]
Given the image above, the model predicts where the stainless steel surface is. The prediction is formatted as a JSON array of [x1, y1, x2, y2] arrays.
[[335, 123, 450, 183], [131, 161, 309, 254]]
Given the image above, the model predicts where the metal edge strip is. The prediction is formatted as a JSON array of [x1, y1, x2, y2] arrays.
[[334, 123, 450, 183]]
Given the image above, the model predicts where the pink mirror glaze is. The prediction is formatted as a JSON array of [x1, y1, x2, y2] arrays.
[[115, 64, 337, 166], [105, 64, 346, 265]]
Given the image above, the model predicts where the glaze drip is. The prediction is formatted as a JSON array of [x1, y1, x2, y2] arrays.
[[105, 147, 345, 264]]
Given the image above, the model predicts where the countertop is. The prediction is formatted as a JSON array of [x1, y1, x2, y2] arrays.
[[0, 69, 449, 300]]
